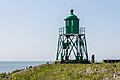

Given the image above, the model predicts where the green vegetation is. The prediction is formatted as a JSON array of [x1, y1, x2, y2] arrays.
[[0, 62, 120, 80]]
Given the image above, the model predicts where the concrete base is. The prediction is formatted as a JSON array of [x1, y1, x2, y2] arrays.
[[55, 60, 91, 64]]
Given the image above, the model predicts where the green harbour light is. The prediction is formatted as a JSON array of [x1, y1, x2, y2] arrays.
[[56, 9, 90, 63]]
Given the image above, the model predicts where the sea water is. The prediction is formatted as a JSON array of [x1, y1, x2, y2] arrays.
[[0, 61, 47, 73]]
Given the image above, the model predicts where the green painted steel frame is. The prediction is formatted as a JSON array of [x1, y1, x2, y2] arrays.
[[56, 33, 88, 62]]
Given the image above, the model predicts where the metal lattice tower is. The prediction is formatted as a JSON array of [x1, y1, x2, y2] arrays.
[[56, 9, 89, 63]]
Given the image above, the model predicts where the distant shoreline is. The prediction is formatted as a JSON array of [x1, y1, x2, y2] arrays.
[[0, 61, 47, 73]]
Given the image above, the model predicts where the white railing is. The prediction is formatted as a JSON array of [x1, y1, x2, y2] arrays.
[[59, 27, 85, 35]]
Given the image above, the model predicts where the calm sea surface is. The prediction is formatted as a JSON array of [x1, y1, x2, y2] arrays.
[[0, 61, 47, 73]]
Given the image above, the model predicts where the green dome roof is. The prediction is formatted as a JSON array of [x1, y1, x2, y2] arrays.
[[65, 9, 79, 20]]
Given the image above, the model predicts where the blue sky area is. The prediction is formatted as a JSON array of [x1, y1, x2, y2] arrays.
[[0, 0, 120, 61]]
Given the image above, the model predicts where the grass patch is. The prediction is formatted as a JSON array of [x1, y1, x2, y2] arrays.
[[1, 62, 120, 80]]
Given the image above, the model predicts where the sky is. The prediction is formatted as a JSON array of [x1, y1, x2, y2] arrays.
[[0, 0, 120, 61]]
